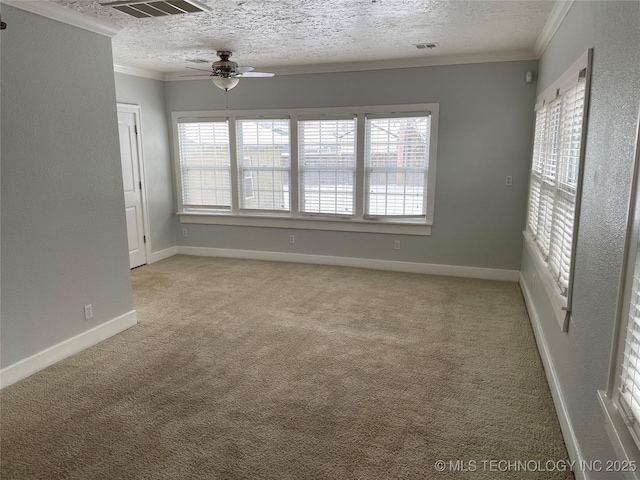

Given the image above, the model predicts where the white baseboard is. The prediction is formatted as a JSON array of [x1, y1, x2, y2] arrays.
[[176, 246, 520, 281], [148, 246, 177, 264], [0, 310, 137, 389], [519, 274, 586, 480]]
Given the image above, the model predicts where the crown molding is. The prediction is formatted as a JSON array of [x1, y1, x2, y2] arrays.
[[534, 0, 575, 58], [3, 0, 121, 37], [164, 50, 537, 81], [114, 64, 165, 81]]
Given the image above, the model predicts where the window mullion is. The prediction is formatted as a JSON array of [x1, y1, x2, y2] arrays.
[[537, 106, 555, 255], [548, 97, 564, 286], [229, 117, 240, 215], [355, 113, 366, 220], [290, 117, 300, 216]]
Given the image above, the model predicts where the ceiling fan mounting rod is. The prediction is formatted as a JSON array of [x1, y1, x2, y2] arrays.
[[212, 51, 238, 78], [217, 51, 232, 62]]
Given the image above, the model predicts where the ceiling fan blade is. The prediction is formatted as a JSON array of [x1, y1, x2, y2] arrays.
[[239, 72, 275, 77], [180, 74, 214, 77], [235, 66, 254, 74], [185, 66, 213, 73]]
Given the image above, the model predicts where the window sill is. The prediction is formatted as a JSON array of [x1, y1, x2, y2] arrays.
[[178, 211, 432, 236], [598, 391, 640, 480], [523, 231, 569, 331]]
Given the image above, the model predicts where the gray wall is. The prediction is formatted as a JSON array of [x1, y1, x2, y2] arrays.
[[166, 60, 538, 270], [520, 1, 640, 477], [0, 6, 134, 368], [114, 73, 176, 254]]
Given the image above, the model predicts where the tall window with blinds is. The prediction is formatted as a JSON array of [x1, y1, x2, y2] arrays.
[[237, 119, 290, 212], [298, 118, 356, 215], [365, 115, 431, 218], [177, 121, 231, 209], [526, 72, 587, 296], [619, 233, 640, 448], [608, 99, 640, 458]]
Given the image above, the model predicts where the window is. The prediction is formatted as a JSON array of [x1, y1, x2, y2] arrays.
[[525, 55, 590, 302], [243, 174, 254, 200], [365, 115, 430, 218], [619, 237, 640, 446], [173, 104, 438, 235], [177, 120, 231, 209], [298, 117, 356, 216], [237, 119, 290, 212]]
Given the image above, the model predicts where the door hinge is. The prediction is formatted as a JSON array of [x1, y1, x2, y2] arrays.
[[143, 235, 146, 243], [139, 181, 142, 189], [134, 125, 138, 135]]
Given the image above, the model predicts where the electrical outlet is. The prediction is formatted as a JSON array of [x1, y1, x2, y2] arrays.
[[84, 304, 93, 321], [394, 240, 401, 250], [182, 228, 188, 237], [289, 234, 295, 244], [505, 175, 513, 186]]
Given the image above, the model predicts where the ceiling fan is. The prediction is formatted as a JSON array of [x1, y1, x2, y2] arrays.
[[183, 51, 274, 91]]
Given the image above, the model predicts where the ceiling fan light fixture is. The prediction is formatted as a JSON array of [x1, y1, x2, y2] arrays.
[[212, 77, 240, 91]]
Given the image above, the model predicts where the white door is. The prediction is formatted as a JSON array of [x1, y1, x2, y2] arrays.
[[117, 107, 147, 269]]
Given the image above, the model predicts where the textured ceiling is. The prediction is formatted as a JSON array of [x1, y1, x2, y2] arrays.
[[51, 0, 555, 74]]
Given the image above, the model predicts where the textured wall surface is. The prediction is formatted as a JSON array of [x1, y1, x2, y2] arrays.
[[0, 6, 134, 368], [166, 60, 538, 270], [114, 73, 176, 254], [520, 1, 640, 477]]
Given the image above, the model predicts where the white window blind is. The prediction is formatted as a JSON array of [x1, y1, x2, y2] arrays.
[[177, 121, 231, 209], [526, 75, 587, 295], [365, 115, 431, 218], [237, 119, 290, 212], [527, 107, 548, 237], [298, 118, 356, 215], [620, 233, 640, 448]]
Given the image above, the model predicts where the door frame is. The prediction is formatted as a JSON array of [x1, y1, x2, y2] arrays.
[[117, 103, 152, 266]]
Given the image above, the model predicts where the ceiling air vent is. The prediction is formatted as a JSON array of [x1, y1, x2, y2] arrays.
[[103, 0, 211, 18]]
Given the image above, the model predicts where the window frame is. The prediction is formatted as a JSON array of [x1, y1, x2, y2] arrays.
[[297, 114, 358, 217], [523, 49, 592, 331], [172, 104, 439, 236], [235, 117, 292, 213], [364, 113, 431, 220], [176, 118, 232, 210]]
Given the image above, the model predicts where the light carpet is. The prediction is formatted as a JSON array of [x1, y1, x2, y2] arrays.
[[0, 255, 572, 479]]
